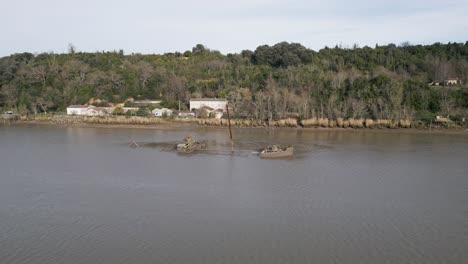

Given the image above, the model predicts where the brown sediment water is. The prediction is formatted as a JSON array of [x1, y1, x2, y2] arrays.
[[0, 124, 467, 264]]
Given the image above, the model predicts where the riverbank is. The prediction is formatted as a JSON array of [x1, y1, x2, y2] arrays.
[[3, 114, 467, 135]]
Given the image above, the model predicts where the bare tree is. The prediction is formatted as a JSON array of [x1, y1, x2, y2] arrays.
[[349, 98, 367, 118], [135, 61, 154, 90], [31, 65, 48, 88], [253, 91, 266, 120], [440, 86, 455, 117], [0, 84, 19, 110]]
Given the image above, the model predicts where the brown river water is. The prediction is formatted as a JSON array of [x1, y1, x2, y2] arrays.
[[0, 124, 467, 264]]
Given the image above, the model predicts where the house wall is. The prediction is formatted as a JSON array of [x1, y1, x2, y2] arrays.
[[86, 109, 98, 116], [214, 111, 223, 119], [67, 108, 87, 115], [178, 112, 195, 117], [152, 109, 173, 117], [190, 100, 227, 111], [67, 107, 110, 116]]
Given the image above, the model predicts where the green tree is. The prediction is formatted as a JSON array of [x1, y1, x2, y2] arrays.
[[112, 107, 125, 115]]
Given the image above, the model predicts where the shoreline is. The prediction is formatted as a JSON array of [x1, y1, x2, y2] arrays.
[[5, 119, 468, 136]]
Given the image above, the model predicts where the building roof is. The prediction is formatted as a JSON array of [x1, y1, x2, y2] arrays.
[[190, 98, 227, 102], [68, 105, 89, 108], [152, 108, 172, 112], [200, 106, 215, 110], [134, 100, 162, 104]]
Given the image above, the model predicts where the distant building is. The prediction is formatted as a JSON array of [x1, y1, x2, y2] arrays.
[[445, 78, 462, 85], [435, 116, 450, 122], [196, 106, 225, 119], [214, 109, 224, 119], [177, 111, 196, 118], [86, 107, 107, 116], [152, 108, 173, 117], [67, 105, 112, 116], [67, 105, 139, 116], [429, 78, 463, 86], [122, 107, 139, 113], [67, 105, 90, 115], [190, 98, 227, 112], [133, 100, 162, 106]]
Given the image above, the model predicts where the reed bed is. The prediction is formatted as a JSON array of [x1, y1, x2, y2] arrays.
[[199, 118, 221, 126], [267, 118, 298, 127], [16, 114, 415, 129], [318, 118, 329, 127], [336, 118, 344, 127], [83, 116, 165, 125], [300, 117, 318, 127], [280, 118, 298, 127], [390, 120, 399, 128], [342, 119, 350, 128], [19, 115, 31, 121], [199, 118, 267, 127], [249, 120, 266, 127], [19, 115, 52, 121], [399, 119, 412, 128], [365, 119, 374, 128], [348, 118, 364, 128], [376, 119, 391, 128]]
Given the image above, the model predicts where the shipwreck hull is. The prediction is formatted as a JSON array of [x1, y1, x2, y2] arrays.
[[259, 147, 294, 158]]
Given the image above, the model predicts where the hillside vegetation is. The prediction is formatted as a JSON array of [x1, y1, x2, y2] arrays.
[[1, 42, 467, 123]]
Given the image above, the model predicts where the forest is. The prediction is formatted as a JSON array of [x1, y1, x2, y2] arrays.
[[0, 41, 467, 122]]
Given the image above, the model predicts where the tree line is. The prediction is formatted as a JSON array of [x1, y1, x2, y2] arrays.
[[0, 41, 467, 122]]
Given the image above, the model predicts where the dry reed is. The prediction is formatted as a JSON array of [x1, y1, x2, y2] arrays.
[[343, 119, 350, 128], [365, 119, 374, 128], [399, 119, 411, 128], [300, 117, 318, 127], [318, 118, 329, 127], [348, 118, 364, 128], [336, 118, 344, 128]]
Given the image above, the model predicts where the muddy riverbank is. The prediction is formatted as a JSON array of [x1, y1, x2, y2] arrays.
[[5, 115, 467, 135]]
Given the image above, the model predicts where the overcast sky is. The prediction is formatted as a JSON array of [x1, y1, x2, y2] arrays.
[[1, 0, 467, 56]]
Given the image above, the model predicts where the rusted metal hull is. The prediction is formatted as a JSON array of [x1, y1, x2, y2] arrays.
[[259, 147, 294, 158], [177, 141, 204, 153]]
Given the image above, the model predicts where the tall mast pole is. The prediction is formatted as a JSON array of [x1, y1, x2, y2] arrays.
[[226, 103, 233, 151]]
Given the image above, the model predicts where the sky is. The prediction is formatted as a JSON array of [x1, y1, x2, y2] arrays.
[[1, 0, 467, 56]]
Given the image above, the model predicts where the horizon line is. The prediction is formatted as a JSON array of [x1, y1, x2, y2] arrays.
[[2, 40, 467, 58]]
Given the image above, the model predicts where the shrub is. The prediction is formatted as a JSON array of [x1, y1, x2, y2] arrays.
[[112, 107, 125, 115], [136, 108, 150, 117]]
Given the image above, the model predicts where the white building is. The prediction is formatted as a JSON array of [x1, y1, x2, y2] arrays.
[[152, 108, 173, 117], [214, 109, 224, 119], [430, 78, 463, 86], [86, 107, 106, 116], [122, 107, 139, 113], [197, 106, 225, 119], [445, 78, 462, 85], [67, 105, 114, 116], [177, 111, 196, 118], [67, 105, 90, 115], [190, 98, 227, 112], [133, 100, 162, 105], [67, 104, 144, 116]]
